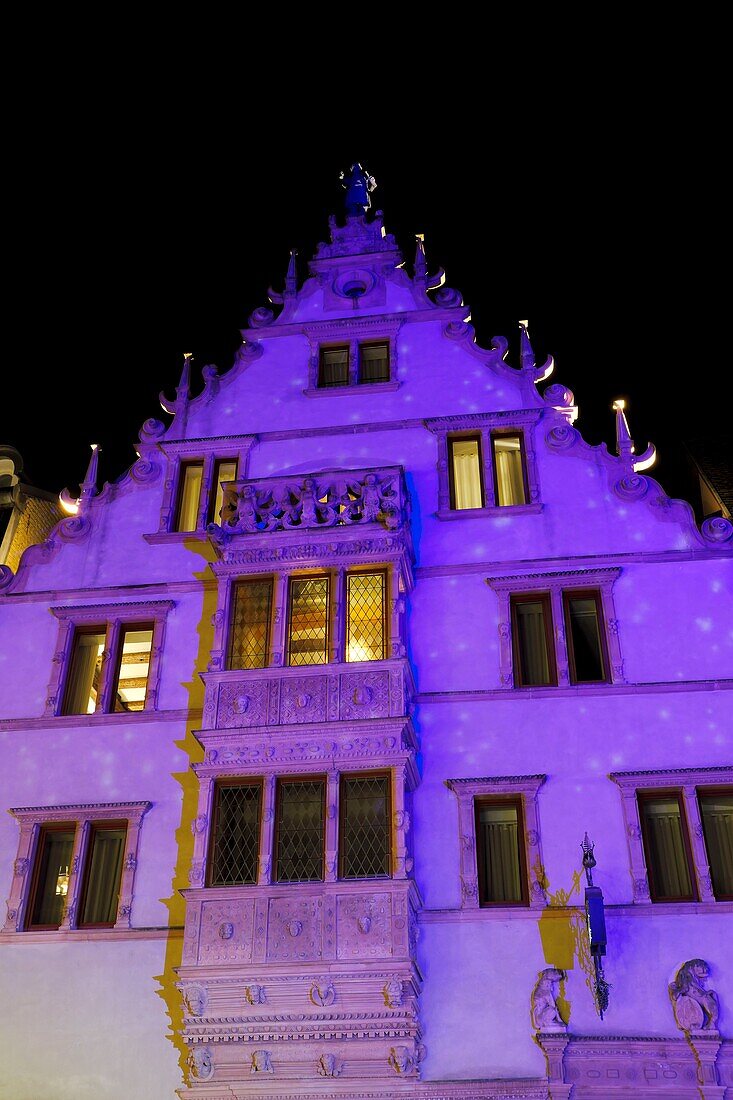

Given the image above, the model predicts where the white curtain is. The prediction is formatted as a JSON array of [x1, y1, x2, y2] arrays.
[[452, 442, 482, 509], [479, 811, 522, 902], [494, 439, 526, 506]]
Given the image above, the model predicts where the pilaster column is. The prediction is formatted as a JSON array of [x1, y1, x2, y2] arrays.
[[686, 1032, 724, 1099], [620, 790, 651, 902], [259, 776, 276, 885], [3, 821, 36, 931], [480, 428, 496, 506], [325, 770, 339, 881], [535, 1032, 572, 1100], [549, 588, 569, 686], [332, 570, 346, 663], [271, 574, 288, 668], [98, 619, 122, 712], [682, 785, 715, 901], [392, 763, 408, 879], [59, 820, 90, 930]]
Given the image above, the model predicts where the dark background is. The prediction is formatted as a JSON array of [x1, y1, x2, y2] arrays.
[[3, 143, 728, 508]]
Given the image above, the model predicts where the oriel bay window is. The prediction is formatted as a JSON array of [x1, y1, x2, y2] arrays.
[[274, 778, 326, 882], [227, 579, 273, 670], [288, 576, 330, 666], [208, 781, 262, 886]]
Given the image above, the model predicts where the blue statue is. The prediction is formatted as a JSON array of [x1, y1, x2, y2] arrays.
[[340, 163, 377, 216]]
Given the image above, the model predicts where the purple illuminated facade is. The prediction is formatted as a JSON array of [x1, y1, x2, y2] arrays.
[[1, 192, 732, 1099]]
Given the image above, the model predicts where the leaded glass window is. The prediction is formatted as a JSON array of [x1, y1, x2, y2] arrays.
[[274, 779, 325, 882], [346, 572, 385, 662], [78, 824, 126, 926], [288, 576, 329, 666], [339, 775, 391, 878], [228, 580, 272, 670], [209, 783, 262, 886]]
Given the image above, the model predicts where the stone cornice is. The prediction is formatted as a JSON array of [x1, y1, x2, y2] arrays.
[[425, 409, 542, 432], [10, 799, 151, 817], [447, 775, 546, 788], [415, 679, 733, 702], [610, 765, 733, 787], [486, 567, 621, 591], [50, 599, 175, 620], [0, 707, 201, 732]]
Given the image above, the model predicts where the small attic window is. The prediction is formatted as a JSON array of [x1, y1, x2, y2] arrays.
[[319, 347, 350, 387]]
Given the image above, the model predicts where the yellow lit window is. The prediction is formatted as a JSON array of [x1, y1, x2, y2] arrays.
[[62, 630, 105, 715], [450, 437, 484, 510], [210, 460, 237, 525], [113, 626, 153, 712], [492, 434, 527, 506], [175, 463, 203, 532], [346, 572, 385, 662]]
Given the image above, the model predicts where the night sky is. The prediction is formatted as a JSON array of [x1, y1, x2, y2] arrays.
[[3, 147, 727, 509]]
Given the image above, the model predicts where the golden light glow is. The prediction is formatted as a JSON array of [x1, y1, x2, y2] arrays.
[[612, 399, 625, 411], [59, 491, 80, 516], [55, 865, 70, 896]]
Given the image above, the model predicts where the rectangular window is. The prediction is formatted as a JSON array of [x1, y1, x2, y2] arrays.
[[209, 459, 238, 525], [274, 778, 325, 882], [563, 590, 608, 684], [492, 433, 527, 506], [175, 462, 204, 532], [359, 342, 390, 384], [339, 774, 391, 878], [61, 629, 106, 715], [511, 595, 556, 687], [639, 793, 696, 902], [112, 625, 153, 712], [227, 580, 272, 670], [449, 436, 484, 510], [78, 824, 126, 926], [699, 790, 733, 900], [475, 798, 526, 906], [346, 571, 385, 662], [209, 782, 262, 886], [288, 575, 330, 666], [27, 826, 75, 929], [319, 346, 350, 387]]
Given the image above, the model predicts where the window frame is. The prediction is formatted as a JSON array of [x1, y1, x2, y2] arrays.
[[447, 775, 546, 910], [698, 785, 733, 901], [357, 341, 391, 385], [562, 588, 610, 685], [48, 601, 173, 718], [318, 344, 351, 388], [286, 573, 332, 667], [25, 822, 76, 931], [304, 322, 401, 394], [207, 777, 264, 888], [174, 460, 205, 533], [611, 766, 733, 905], [338, 770, 393, 880], [273, 774, 327, 884], [3, 800, 150, 934], [489, 569, 623, 690], [510, 592, 557, 688], [76, 820, 129, 929], [490, 430, 529, 508], [208, 458, 239, 527], [448, 433, 485, 511], [226, 577, 274, 671], [637, 790, 697, 903], [345, 568, 387, 664], [474, 794, 529, 908]]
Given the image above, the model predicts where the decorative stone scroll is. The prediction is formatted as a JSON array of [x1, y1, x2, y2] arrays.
[[210, 466, 408, 538]]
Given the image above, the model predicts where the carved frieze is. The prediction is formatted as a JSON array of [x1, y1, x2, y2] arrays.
[[198, 901, 255, 964], [337, 893, 392, 959], [266, 897, 322, 962]]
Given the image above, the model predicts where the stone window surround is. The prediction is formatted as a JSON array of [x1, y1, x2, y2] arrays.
[[153, 438, 255, 536], [303, 318, 402, 395], [46, 601, 174, 717], [3, 800, 151, 934], [447, 775, 547, 910], [487, 568, 624, 689], [426, 411, 542, 519], [610, 765, 733, 904], [188, 761, 415, 890], [208, 563, 406, 674]]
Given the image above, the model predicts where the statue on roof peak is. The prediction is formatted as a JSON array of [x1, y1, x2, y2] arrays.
[[340, 163, 377, 216]]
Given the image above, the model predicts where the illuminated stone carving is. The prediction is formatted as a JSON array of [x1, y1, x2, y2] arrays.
[[670, 959, 719, 1032], [531, 968, 567, 1031]]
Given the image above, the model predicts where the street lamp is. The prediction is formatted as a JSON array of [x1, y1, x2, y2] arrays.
[[582, 833, 610, 1018]]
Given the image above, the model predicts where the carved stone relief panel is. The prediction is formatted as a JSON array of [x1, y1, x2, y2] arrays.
[[280, 676, 328, 724], [336, 892, 392, 959], [198, 900, 255, 964], [339, 671, 390, 720], [266, 896, 323, 962], [217, 680, 269, 728]]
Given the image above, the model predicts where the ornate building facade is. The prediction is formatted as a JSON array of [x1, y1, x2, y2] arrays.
[[1, 176, 732, 1099]]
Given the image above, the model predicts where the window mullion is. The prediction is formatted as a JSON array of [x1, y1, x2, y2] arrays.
[[348, 340, 358, 386], [548, 589, 568, 686], [479, 429, 495, 507], [332, 570, 346, 663], [325, 770, 339, 881], [271, 574, 288, 667], [682, 786, 715, 902], [258, 776, 276, 885], [60, 820, 89, 930], [98, 621, 121, 713], [198, 455, 216, 530]]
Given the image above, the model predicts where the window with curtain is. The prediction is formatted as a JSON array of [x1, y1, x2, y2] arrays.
[[27, 826, 75, 928], [78, 824, 126, 926], [288, 576, 329, 666], [449, 437, 484, 510], [62, 629, 106, 714], [227, 580, 272, 670], [339, 775, 391, 878], [209, 459, 238, 525], [639, 794, 695, 901], [492, 433, 527, 506], [511, 596, 555, 686], [319, 346, 349, 387], [175, 462, 204, 532], [346, 572, 385, 662], [563, 591, 607, 683], [209, 783, 262, 886], [359, 343, 390, 383], [112, 626, 153, 712], [274, 778, 325, 882], [475, 799, 526, 905], [699, 791, 733, 899]]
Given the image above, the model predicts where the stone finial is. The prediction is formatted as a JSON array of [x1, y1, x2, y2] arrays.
[[531, 968, 567, 1031], [285, 249, 298, 297], [414, 234, 427, 282], [518, 321, 554, 382], [612, 399, 656, 474], [159, 353, 193, 435], [59, 443, 100, 517], [670, 959, 719, 1033]]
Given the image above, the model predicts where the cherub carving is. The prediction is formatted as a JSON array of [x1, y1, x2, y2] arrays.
[[388, 1045, 414, 1075], [531, 968, 567, 1031], [670, 959, 719, 1032], [250, 1049, 274, 1073], [383, 977, 403, 1008], [316, 1053, 340, 1077], [188, 1046, 213, 1080]]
